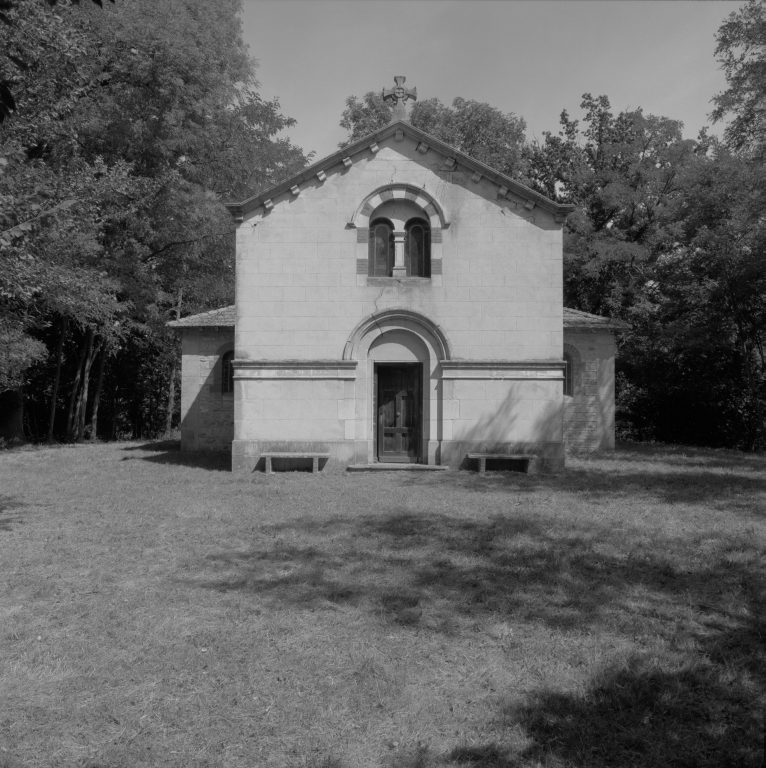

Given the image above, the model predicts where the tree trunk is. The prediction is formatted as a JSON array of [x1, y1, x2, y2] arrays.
[[90, 346, 107, 442], [741, 338, 766, 449], [164, 358, 177, 438], [47, 317, 68, 443], [76, 336, 100, 442], [164, 289, 182, 439], [66, 330, 91, 441], [0, 389, 25, 444]]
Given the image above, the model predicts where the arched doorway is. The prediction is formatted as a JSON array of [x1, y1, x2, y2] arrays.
[[369, 330, 429, 463], [344, 308, 451, 465]]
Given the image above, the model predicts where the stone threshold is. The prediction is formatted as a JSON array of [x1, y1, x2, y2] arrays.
[[347, 463, 449, 472]]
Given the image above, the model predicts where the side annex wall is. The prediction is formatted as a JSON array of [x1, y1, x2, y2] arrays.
[[179, 327, 234, 452]]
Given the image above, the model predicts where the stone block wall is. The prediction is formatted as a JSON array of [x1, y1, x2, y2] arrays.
[[563, 331, 615, 451], [180, 327, 234, 452], [235, 134, 564, 365]]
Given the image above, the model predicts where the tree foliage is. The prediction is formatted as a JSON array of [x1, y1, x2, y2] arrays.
[[710, 0, 765, 154], [340, 91, 528, 178], [527, 92, 765, 449], [0, 0, 309, 442]]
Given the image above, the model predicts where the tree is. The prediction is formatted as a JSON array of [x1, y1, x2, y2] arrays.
[[339, 91, 528, 178], [527, 91, 765, 449], [528, 94, 702, 316], [1, 0, 310, 443], [710, 0, 766, 155]]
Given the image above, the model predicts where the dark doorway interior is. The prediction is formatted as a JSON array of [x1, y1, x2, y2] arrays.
[[375, 364, 423, 463]]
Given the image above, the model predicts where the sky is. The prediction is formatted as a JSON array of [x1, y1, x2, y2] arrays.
[[240, 0, 735, 161]]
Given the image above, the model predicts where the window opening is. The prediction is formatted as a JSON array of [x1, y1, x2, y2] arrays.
[[368, 218, 394, 277], [563, 352, 573, 397], [221, 351, 234, 394], [405, 218, 430, 277]]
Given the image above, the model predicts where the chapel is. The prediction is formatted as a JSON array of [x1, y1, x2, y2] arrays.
[[170, 78, 628, 472]]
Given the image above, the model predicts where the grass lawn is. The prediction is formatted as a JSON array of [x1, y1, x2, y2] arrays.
[[0, 441, 764, 768]]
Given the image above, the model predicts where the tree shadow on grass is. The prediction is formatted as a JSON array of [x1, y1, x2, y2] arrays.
[[176, 444, 764, 767], [120, 440, 231, 471], [613, 440, 766, 468], [394, 459, 765, 515], [181, 499, 763, 766], [0, 495, 26, 532], [181, 500, 764, 649], [389, 648, 762, 768], [507, 648, 763, 768]]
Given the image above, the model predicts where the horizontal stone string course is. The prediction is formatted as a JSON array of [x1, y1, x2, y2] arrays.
[[440, 361, 565, 380], [233, 360, 358, 380]]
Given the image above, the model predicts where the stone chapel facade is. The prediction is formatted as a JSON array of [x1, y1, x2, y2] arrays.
[[171, 104, 627, 472]]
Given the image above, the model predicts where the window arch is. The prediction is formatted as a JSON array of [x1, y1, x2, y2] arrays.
[[563, 352, 574, 397], [368, 218, 394, 277], [221, 350, 234, 394], [405, 218, 430, 277]]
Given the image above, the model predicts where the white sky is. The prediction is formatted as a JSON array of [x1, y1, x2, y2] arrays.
[[240, 0, 735, 161]]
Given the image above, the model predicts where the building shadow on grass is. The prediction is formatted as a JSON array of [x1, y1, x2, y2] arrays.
[[0, 494, 26, 532], [120, 440, 231, 471]]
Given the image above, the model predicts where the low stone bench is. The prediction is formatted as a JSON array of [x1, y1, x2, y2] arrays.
[[261, 452, 330, 474], [467, 453, 538, 475]]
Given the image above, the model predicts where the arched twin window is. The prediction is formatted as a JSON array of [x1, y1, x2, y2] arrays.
[[221, 351, 234, 394], [368, 217, 430, 277]]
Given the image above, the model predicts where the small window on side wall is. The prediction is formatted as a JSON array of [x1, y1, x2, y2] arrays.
[[563, 352, 573, 397], [221, 351, 234, 394]]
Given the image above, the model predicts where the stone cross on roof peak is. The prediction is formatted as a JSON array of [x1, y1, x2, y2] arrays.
[[383, 76, 417, 122]]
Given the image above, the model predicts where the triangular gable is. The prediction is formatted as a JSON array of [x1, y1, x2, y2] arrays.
[[168, 304, 629, 332], [225, 120, 575, 222]]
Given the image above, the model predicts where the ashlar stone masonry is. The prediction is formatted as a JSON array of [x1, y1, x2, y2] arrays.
[[171, 92, 628, 471]]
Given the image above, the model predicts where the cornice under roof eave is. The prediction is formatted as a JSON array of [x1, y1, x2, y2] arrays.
[[225, 120, 575, 221]]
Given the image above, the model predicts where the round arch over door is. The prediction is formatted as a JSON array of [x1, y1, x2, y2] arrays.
[[343, 307, 452, 362]]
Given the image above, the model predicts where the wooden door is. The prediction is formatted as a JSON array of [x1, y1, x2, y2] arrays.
[[376, 365, 421, 463]]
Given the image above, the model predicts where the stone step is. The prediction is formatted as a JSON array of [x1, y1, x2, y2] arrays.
[[346, 463, 449, 472]]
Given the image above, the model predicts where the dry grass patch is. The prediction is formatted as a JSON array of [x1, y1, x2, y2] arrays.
[[0, 441, 763, 768]]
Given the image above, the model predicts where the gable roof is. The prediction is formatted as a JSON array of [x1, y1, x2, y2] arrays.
[[563, 307, 631, 331], [225, 120, 575, 222], [168, 304, 629, 333], [168, 305, 235, 328]]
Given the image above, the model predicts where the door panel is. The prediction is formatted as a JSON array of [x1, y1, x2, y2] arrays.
[[377, 365, 421, 463]]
